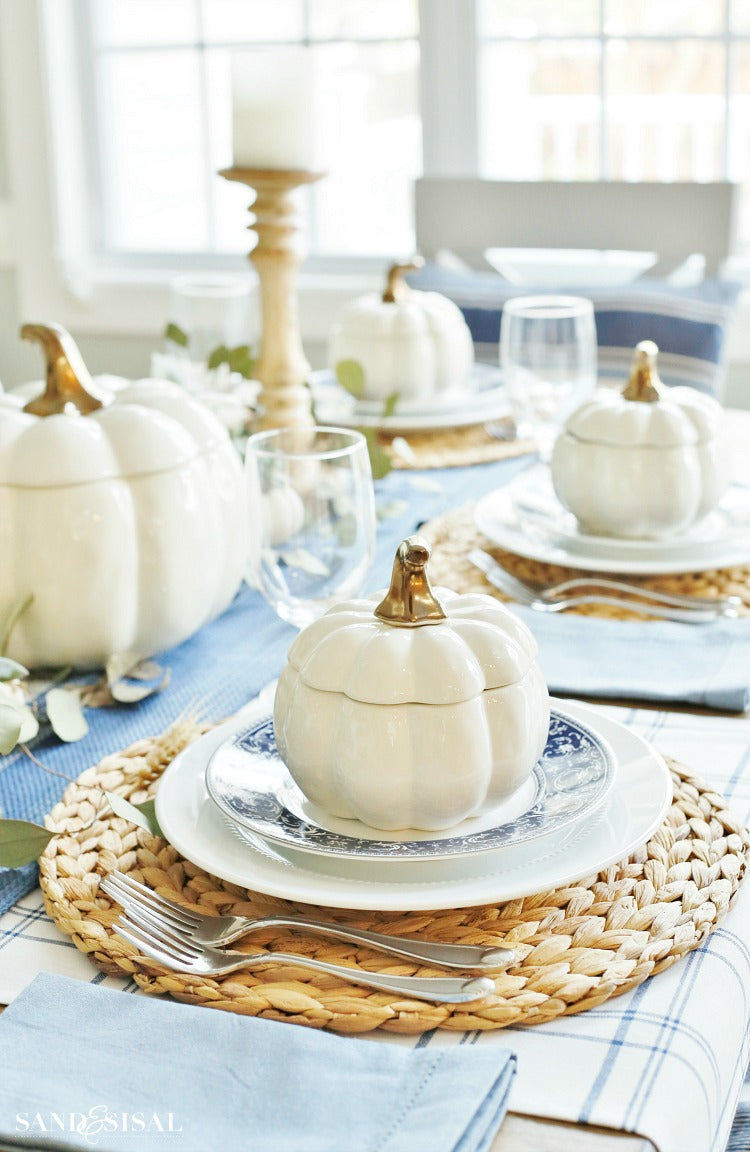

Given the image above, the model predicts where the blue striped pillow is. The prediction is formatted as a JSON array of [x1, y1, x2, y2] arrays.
[[407, 265, 741, 396]]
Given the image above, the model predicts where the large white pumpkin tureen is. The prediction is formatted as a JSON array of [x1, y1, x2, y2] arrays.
[[274, 536, 550, 831], [550, 340, 729, 539], [0, 323, 247, 669], [328, 261, 475, 403]]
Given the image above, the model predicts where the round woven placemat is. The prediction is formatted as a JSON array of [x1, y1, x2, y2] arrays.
[[381, 425, 535, 470], [39, 720, 749, 1035], [420, 501, 750, 619]]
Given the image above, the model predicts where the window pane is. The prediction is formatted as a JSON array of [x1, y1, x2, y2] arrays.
[[729, 44, 750, 252], [606, 41, 724, 181], [201, 0, 304, 44], [309, 0, 418, 40], [479, 42, 601, 179], [478, 0, 599, 38], [731, 0, 750, 33], [313, 42, 421, 256], [604, 0, 724, 36], [93, 0, 199, 46], [98, 51, 209, 251]]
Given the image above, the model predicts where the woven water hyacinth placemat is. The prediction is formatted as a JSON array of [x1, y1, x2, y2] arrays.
[[39, 720, 749, 1035], [380, 424, 535, 470], [420, 501, 750, 618]]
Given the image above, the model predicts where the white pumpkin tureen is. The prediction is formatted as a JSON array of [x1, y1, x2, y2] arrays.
[[0, 323, 248, 669], [550, 341, 729, 539], [328, 261, 475, 403], [274, 536, 550, 831]]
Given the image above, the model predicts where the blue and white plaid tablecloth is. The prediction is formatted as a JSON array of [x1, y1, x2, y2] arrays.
[[2, 454, 750, 1152]]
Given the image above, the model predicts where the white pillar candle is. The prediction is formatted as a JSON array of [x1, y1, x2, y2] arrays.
[[231, 49, 319, 171]]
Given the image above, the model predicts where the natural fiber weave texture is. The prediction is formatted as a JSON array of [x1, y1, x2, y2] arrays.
[[381, 426, 534, 470], [421, 502, 750, 620], [40, 721, 749, 1035]]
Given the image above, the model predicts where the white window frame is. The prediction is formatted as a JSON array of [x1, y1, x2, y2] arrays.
[[1, 0, 478, 341], [1, 0, 750, 377]]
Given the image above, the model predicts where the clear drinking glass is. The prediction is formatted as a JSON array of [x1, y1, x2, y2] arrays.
[[154, 273, 255, 393], [245, 426, 376, 628], [500, 295, 597, 458]]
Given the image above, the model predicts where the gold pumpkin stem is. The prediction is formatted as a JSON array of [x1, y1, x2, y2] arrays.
[[20, 323, 108, 417], [374, 535, 446, 627], [622, 339, 665, 404], [382, 257, 425, 304]]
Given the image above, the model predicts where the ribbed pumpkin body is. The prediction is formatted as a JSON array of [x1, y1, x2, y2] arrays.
[[274, 588, 549, 831], [0, 379, 247, 669]]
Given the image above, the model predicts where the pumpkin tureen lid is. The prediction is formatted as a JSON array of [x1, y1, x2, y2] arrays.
[[284, 536, 541, 706], [562, 340, 723, 448], [0, 323, 231, 488]]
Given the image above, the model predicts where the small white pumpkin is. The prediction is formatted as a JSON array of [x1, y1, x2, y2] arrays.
[[0, 323, 248, 670], [328, 261, 475, 402], [274, 536, 549, 831], [551, 341, 729, 539]]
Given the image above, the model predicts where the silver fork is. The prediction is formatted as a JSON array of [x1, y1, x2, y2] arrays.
[[101, 872, 513, 970], [469, 549, 737, 624], [113, 912, 495, 1003]]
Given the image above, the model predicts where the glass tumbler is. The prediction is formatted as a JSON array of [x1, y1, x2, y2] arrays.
[[500, 295, 597, 458], [245, 426, 376, 628]]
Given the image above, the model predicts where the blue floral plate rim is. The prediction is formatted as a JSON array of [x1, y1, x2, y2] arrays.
[[204, 707, 617, 862]]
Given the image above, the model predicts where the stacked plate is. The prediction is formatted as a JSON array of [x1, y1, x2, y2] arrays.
[[155, 686, 673, 912], [475, 465, 750, 575], [309, 364, 510, 432]]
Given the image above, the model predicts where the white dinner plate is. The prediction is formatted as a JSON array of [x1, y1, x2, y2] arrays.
[[205, 707, 616, 861], [155, 696, 672, 911], [475, 467, 750, 575], [309, 364, 510, 431]]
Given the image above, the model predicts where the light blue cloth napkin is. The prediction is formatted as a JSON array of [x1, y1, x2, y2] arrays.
[[0, 974, 516, 1152], [516, 610, 750, 712]]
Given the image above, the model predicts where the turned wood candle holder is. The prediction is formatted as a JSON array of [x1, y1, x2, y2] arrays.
[[219, 166, 325, 430]]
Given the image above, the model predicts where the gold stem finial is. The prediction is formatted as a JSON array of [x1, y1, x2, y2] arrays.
[[622, 340, 665, 403], [20, 323, 108, 417], [374, 536, 447, 627], [382, 257, 425, 304]]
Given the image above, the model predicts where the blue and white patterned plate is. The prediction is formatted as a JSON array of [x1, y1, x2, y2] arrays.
[[205, 708, 617, 862]]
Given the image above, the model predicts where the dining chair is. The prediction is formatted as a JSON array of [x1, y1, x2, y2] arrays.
[[411, 178, 742, 398], [414, 178, 739, 278]]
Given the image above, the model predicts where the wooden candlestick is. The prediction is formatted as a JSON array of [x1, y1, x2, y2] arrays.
[[219, 167, 324, 430]]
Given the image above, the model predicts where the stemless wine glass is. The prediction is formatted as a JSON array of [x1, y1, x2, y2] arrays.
[[500, 295, 597, 458], [245, 426, 376, 628]]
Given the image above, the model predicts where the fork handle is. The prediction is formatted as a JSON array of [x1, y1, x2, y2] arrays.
[[232, 916, 514, 971], [222, 949, 496, 1003], [547, 576, 740, 613], [559, 594, 722, 623]]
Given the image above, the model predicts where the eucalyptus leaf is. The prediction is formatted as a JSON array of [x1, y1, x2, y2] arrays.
[[0, 703, 22, 756], [207, 344, 230, 370], [135, 798, 164, 838], [362, 428, 392, 480], [278, 548, 330, 577], [335, 359, 365, 399], [17, 704, 39, 744], [105, 791, 161, 837], [164, 322, 189, 348], [227, 345, 255, 379], [110, 666, 170, 704], [0, 594, 34, 658], [390, 436, 416, 465], [383, 390, 400, 418], [376, 498, 409, 521], [0, 818, 54, 868], [0, 658, 28, 682], [46, 687, 89, 743]]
